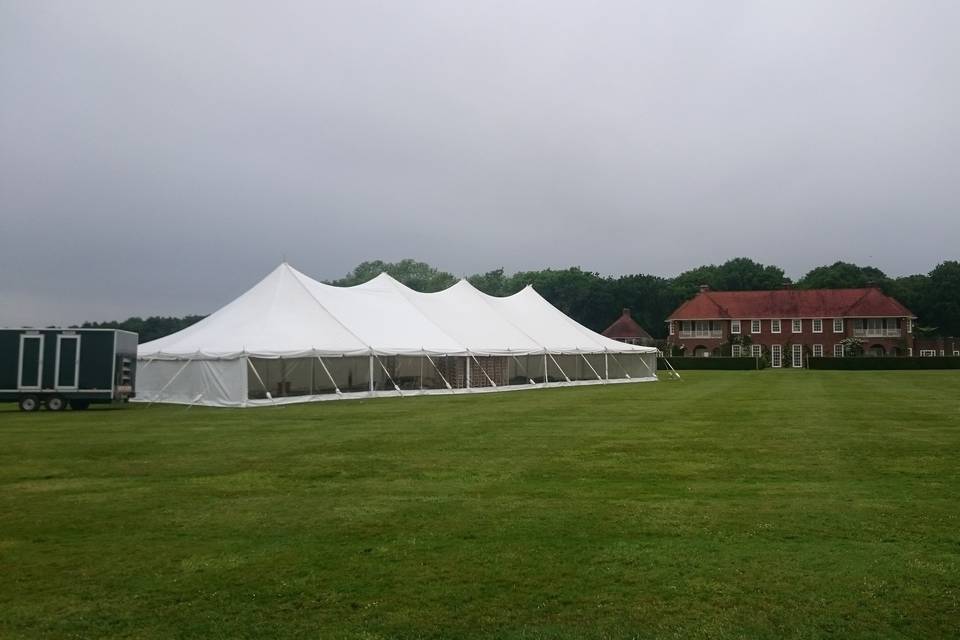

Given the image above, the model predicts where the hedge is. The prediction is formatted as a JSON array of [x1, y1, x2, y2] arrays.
[[808, 357, 960, 370], [658, 357, 764, 370]]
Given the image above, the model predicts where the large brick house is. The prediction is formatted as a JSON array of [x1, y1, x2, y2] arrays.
[[666, 285, 916, 367]]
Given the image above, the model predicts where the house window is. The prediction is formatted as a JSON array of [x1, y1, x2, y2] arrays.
[[954, 350, 959, 356], [919, 350, 936, 357], [751, 344, 761, 358], [792, 343, 803, 368], [731, 319, 741, 334], [833, 344, 844, 358], [792, 319, 802, 333], [771, 319, 781, 333], [833, 318, 843, 333], [813, 344, 823, 357], [907, 318, 913, 333], [751, 319, 761, 334], [771, 344, 782, 368], [940, 350, 945, 356], [669, 322, 674, 335], [732, 344, 742, 357], [812, 319, 822, 333]]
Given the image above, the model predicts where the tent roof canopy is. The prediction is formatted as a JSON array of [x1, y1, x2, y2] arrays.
[[138, 263, 658, 360]]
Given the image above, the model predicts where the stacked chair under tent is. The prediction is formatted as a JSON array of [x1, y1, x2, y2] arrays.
[[136, 264, 659, 407]]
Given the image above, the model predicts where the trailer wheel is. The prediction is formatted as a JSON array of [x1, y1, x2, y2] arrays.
[[69, 400, 90, 411], [46, 395, 67, 412], [18, 395, 40, 412]]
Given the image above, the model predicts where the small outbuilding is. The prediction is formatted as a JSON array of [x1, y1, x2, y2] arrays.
[[602, 308, 655, 346]]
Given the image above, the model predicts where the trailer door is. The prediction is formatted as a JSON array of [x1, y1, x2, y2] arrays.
[[18, 334, 44, 390], [55, 334, 81, 390]]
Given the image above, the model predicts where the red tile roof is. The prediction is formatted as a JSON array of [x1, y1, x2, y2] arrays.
[[668, 287, 914, 321], [602, 308, 653, 340]]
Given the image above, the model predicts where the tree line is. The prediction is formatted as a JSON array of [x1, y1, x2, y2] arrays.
[[85, 258, 960, 342]]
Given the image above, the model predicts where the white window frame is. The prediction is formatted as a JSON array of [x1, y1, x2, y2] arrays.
[[771, 319, 781, 334], [907, 318, 913, 334], [833, 318, 843, 333], [953, 350, 959, 356], [751, 344, 762, 358], [731, 319, 741, 334], [940, 350, 945, 356], [813, 344, 823, 357], [908, 348, 913, 356], [791, 319, 802, 333], [833, 344, 844, 358], [750, 319, 761, 334], [792, 343, 803, 368], [732, 344, 742, 357], [54, 334, 81, 391], [812, 318, 822, 333], [919, 350, 936, 357], [17, 333, 45, 390], [771, 344, 782, 368], [669, 321, 674, 336]]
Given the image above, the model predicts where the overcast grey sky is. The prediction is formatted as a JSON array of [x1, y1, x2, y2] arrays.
[[2, 1, 958, 325]]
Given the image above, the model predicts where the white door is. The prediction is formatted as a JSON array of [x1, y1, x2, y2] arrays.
[[55, 334, 81, 390], [792, 343, 803, 368], [771, 344, 782, 368], [17, 334, 45, 390]]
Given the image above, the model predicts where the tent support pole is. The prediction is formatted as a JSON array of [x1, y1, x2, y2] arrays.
[[470, 354, 497, 388], [374, 355, 403, 396], [548, 354, 571, 383], [317, 356, 342, 396], [147, 358, 193, 407], [465, 357, 471, 391], [424, 354, 454, 391], [543, 354, 548, 383], [661, 356, 681, 380], [638, 354, 658, 379], [247, 357, 276, 405], [608, 353, 632, 379], [580, 354, 603, 382], [511, 355, 536, 384], [604, 353, 609, 380], [369, 355, 375, 394]]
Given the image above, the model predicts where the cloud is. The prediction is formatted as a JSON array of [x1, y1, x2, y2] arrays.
[[2, 1, 958, 324]]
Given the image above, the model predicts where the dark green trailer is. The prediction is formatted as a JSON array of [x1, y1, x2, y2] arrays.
[[0, 328, 138, 411]]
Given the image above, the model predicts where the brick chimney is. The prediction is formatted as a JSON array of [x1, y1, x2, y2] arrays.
[[699, 284, 710, 293], [782, 281, 793, 290], [622, 308, 631, 316]]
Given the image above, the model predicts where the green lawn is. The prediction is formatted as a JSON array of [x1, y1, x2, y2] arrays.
[[1, 371, 959, 639]]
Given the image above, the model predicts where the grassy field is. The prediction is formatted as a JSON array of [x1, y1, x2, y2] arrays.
[[1, 371, 958, 639]]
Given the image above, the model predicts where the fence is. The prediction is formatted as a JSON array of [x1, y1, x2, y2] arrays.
[[807, 357, 960, 370], [658, 357, 764, 370]]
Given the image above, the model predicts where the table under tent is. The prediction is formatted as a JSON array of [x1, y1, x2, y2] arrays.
[[136, 264, 659, 407]]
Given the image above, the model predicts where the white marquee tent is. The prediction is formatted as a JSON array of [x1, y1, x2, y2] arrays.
[[136, 264, 658, 407]]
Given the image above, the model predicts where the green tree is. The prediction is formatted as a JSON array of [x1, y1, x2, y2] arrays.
[[671, 258, 786, 300], [922, 261, 960, 336], [468, 268, 515, 296], [797, 261, 888, 289], [328, 259, 457, 292], [509, 268, 616, 331], [82, 315, 206, 343]]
